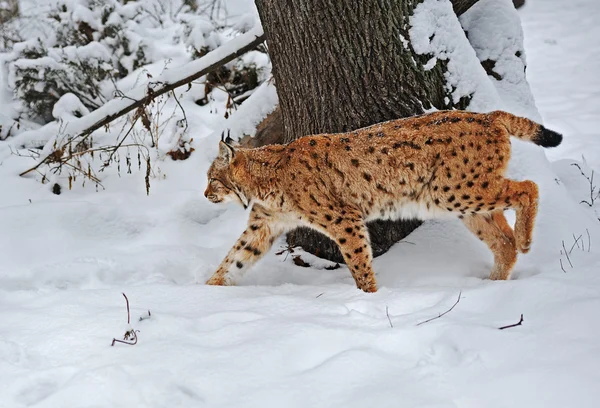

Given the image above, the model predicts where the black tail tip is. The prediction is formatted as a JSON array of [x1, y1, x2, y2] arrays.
[[535, 126, 563, 148]]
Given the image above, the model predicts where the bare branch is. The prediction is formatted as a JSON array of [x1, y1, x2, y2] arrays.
[[498, 314, 524, 330], [416, 291, 462, 326]]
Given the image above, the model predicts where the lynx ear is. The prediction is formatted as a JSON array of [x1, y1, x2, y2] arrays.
[[218, 140, 235, 162]]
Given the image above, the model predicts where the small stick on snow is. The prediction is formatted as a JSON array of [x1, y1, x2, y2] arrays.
[[386, 306, 393, 328], [586, 228, 591, 253], [316, 293, 324, 298], [560, 258, 567, 273], [111, 330, 139, 346], [498, 314, 524, 330], [416, 291, 462, 326], [122, 292, 130, 325], [562, 241, 573, 268]]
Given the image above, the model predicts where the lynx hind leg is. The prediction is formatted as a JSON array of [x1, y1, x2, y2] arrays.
[[496, 179, 539, 253], [462, 213, 518, 280], [491, 211, 516, 248]]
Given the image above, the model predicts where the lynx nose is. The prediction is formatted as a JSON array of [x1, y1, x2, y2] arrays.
[[205, 191, 218, 201]]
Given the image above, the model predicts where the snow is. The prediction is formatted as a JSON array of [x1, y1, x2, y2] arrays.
[[211, 79, 278, 141], [460, 0, 540, 121], [409, 0, 502, 112], [52, 93, 91, 121], [1, 0, 600, 406], [520, 0, 600, 166]]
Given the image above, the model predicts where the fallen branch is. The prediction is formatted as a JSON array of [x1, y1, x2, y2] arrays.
[[416, 291, 462, 326], [498, 314, 524, 330], [20, 27, 266, 178]]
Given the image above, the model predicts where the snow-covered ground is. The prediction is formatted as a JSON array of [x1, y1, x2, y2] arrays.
[[1, 0, 600, 407]]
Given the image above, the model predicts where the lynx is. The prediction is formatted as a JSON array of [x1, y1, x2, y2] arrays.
[[203, 110, 562, 292]]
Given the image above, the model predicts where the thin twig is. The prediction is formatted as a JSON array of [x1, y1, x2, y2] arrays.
[[100, 116, 139, 170], [586, 228, 591, 253], [386, 306, 393, 328], [569, 234, 583, 254], [171, 90, 188, 131], [498, 314, 524, 330], [560, 258, 566, 273], [571, 163, 599, 206], [562, 240, 573, 268], [316, 293, 324, 298], [416, 291, 462, 326], [122, 292, 130, 325]]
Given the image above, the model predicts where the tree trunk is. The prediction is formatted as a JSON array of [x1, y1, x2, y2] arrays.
[[255, 0, 462, 263]]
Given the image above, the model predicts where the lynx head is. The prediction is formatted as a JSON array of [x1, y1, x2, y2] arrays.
[[204, 141, 249, 208]]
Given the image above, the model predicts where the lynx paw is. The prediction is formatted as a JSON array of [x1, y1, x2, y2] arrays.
[[206, 275, 230, 286]]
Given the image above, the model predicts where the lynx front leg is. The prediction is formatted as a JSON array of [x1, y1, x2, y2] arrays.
[[206, 205, 286, 286]]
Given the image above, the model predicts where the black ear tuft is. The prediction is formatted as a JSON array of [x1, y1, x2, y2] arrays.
[[225, 129, 234, 144], [218, 140, 235, 162]]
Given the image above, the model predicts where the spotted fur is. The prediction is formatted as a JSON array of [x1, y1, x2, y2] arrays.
[[204, 110, 561, 292]]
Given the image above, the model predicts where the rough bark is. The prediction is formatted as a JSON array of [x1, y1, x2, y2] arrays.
[[255, 0, 464, 263], [450, 0, 480, 16], [239, 107, 283, 148], [256, 0, 448, 144]]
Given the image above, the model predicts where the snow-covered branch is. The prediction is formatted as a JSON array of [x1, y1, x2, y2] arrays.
[[19, 26, 265, 177]]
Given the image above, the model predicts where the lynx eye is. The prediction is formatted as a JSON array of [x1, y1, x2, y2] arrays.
[[209, 178, 215, 183]]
